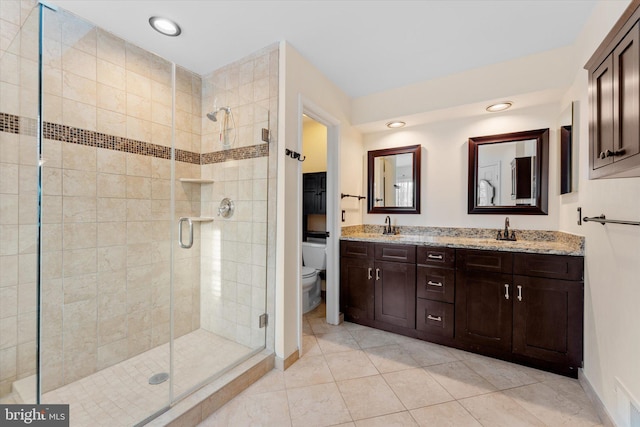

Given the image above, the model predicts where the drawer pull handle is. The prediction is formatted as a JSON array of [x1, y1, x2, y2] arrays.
[[375, 268, 380, 281], [504, 284, 510, 300], [427, 280, 443, 287], [427, 254, 443, 260], [368, 268, 373, 280], [517, 285, 523, 302], [427, 315, 442, 322]]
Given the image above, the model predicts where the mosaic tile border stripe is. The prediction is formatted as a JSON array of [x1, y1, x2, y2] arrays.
[[0, 112, 269, 164], [201, 144, 269, 164], [0, 112, 20, 135]]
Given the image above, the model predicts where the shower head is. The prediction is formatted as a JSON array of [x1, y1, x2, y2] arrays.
[[206, 106, 231, 122]]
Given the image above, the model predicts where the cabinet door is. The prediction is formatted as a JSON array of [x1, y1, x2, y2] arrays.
[[303, 174, 318, 214], [613, 23, 640, 163], [340, 256, 374, 323], [456, 270, 512, 353], [317, 173, 327, 213], [512, 275, 583, 369], [591, 55, 615, 171], [374, 261, 416, 329], [512, 157, 532, 199]]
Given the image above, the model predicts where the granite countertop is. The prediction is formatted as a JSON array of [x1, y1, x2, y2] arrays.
[[340, 225, 584, 256]]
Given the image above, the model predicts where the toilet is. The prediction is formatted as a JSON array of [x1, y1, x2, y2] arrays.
[[301, 241, 326, 313]]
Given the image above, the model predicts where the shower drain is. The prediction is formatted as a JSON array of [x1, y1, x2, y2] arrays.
[[148, 372, 169, 385]]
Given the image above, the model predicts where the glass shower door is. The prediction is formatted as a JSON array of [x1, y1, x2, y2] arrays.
[[37, 5, 172, 425], [0, 1, 40, 407], [1, 2, 273, 424]]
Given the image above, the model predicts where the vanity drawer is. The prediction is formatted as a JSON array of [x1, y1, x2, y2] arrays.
[[416, 266, 455, 303], [374, 244, 416, 263], [416, 299, 454, 338], [514, 253, 584, 280], [456, 249, 513, 273], [341, 240, 373, 259], [417, 246, 455, 268]]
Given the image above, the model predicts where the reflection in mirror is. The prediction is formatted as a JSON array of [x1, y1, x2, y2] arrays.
[[477, 139, 537, 207], [468, 129, 549, 215], [559, 101, 575, 194], [373, 153, 414, 208], [368, 145, 421, 214]]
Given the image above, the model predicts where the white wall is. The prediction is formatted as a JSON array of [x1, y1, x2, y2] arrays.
[[362, 104, 561, 231], [558, 1, 640, 425], [276, 42, 362, 362], [302, 119, 327, 173]]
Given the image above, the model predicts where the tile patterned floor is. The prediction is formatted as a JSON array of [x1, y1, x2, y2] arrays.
[[41, 329, 253, 426], [199, 303, 603, 427]]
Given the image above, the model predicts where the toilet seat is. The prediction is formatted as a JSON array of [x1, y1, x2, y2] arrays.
[[301, 266, 316, 278]]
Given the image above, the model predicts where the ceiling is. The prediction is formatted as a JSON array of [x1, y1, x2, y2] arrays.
[[50, 0, 600, 99]]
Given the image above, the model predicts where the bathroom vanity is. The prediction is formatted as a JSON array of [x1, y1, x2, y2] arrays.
[[340, 229, 584, 377]]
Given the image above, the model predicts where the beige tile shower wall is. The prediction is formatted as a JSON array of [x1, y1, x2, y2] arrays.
[[200, 157, 268, 348], [201, 46, 275, 154], [1, 7, 203, 395], [0, 1, 40, 398], [199, 46, 278, 349]]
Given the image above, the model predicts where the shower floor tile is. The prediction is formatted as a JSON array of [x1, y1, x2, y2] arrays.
[[41, 329, 254, 427]]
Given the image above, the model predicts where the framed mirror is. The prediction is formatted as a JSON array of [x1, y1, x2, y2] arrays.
[[368, 144, 421, 214], [468, 128, 549, 215]]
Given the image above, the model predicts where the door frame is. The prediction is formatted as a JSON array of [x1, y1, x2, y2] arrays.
[[297, 95, 341, 353]]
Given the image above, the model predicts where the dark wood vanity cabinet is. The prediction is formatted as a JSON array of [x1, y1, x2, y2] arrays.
[[511, 253, 584, 375], [456, 250, 514, 354], [340, 241, 416, 330], [340, 242, 584, 377], [456, 249, 584, 375], [340, 241, 374, 323], [416, 247, 456, 340], [586, 1, 640, 178]]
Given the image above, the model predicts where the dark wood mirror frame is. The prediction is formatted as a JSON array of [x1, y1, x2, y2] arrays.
[[468, 128, 549, 215], [560, 125, 572, 195], [367, 144, 421, 214]]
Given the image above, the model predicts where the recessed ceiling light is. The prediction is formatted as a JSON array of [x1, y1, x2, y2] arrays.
[[386, 121, 406, 128], [486, 102, 513, 112], [149, 16, 182, 37]]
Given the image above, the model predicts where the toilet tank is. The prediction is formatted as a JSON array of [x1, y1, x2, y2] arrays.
[[302, 241, 326, 270]]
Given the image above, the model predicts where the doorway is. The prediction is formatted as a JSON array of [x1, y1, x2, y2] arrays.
[[301, 115, 328, 316], [298, 99, 341, 357]]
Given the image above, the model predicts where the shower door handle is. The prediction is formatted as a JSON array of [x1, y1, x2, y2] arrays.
[[178, 217, 194, 249]]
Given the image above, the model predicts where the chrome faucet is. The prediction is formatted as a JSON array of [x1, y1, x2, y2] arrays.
[[496, 216, 516, 241], [383, 216, 393, 235]]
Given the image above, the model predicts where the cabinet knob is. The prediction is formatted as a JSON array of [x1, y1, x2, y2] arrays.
[[427, 315, 442, 322], [367, 268, 373, 280], [427, 280, 443, 287], [504, 284, 510, 300], [427, 254, 443, 260], [375, 268, 381, 281], [517, 285, 523, 302]]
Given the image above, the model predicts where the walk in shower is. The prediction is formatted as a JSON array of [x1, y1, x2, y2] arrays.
[[0, 2, 277, 425]]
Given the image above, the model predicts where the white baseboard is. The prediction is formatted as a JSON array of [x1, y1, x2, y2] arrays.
[[579, 368, 617, 427]]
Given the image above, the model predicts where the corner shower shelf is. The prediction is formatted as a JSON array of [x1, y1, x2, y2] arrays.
[[179, 178, 214, 184]]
